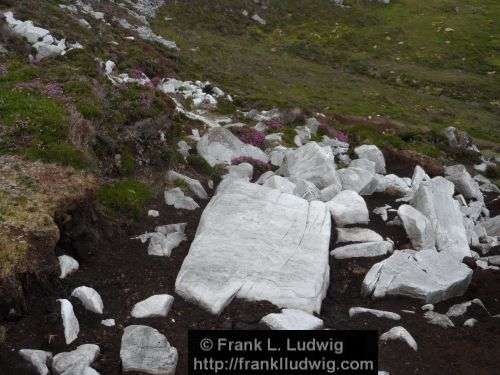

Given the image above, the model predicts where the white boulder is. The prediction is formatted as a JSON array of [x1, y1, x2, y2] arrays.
[[134, 223, 187, 257], [398, 205, 435, 250], [71, 286, 104, 314], [164, 188, 199, 210], [131, 294, 174, 319], [326, 190, 369, 227], [379, 326, 417, 351], [362, 248, 473, 304], [331, 241, 393, 259], [349, 307, 401, 321], [167, 171, 208, 199], [19, 349, 52, 375], [52, 344, 100, 375], [175, 180, 331, 314], [444, 165, 483, 201], [120, 325, 178, 375], [261, 309, 324, 330], [263, 175, 296, 194], [354, 145, 386, 174], [482, 216, 500, 237], [197, 127, 268, 166], [336, 228, 383, 243], [57, 299, 79, 345], [58, 255, 79, 279], [423, 311, 454, 328], [101, 319, 115, 327], [337, 167, 377, 195], [291, 178, 321, 202]]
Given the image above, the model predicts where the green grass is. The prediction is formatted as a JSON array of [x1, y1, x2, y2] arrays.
[[96, 180, 153, 219], [152, 0, 500, 146]]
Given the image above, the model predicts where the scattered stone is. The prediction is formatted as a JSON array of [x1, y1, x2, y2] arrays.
[[291, 178, 321, 202], [120, 325, 178, 375], [337, 167, 376, 195], [167, 171, 208, 199], [131, 294, 174, 319], [134, 223, 187, 257], [445, 126, 479, 153], [58, 255, 79, 279], [349, 307, 401, 321], [444, 165, 483, 201], [101, 319, 115, 327], [362, 248, 473, 304], [165, 188, 199, 210], [197, 127, 268, 166], [226, 163, 254, 181], [354, 145, 386, 174], [373, 205, 390, 222], [349, 158, 376, 173], [463, 318, 478, 327], [175, 180, 331, 314], [320, 183, 342, 202], [423, 311, 455, 328], [256, 171, 275, 185], [446, 299, 488, 318], [421, 304, 434, 311], [336, 228, 383, 243], [375, 174, 411, 195], [19, 349, 52, 375], [52, 344, 100, 375], [398, 205, 435, 250], [412, 177, 471, 259], [331, 241, 393, 259], [251, 14, 266, 25], [379, 326, 417, 351], [305, 117, 320, 134], [71, 286, 104, 314], [57, 299, 79, 345], [326, 190, 369, 227], [177, 140, 191, 158], [261, 309, 324, 330], [148, 210, 160, 217], [280, 142, 341, 189]]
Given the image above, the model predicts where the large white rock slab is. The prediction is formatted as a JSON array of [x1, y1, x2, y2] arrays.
[[331, 241, 393, 259], [58, 255, 79, 279], [71, 286, 104, 314], [57, 299, 79, 345], [166, 171, 208, 199], [379, 326, 417, 351], [326, 190, 369, 227], [261, 309, 324, 330], [362, 248, 473, 304], [412, 177, 471, 259], [175, 180, 331, 314], [197, 127, 268, 166], [354, 145, 386, 174], [349, 307, 401, 321], [52, 344, 99, 375], [397, 205, 435, 250], [131, 294, 174, 318], [336, 227, 383, 243], [120, 325, 178, 375], [280, 142, 341, 189], [19, 349, 53, 375]]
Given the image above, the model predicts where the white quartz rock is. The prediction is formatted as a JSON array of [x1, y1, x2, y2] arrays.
[[444, 164, 483, 201], [263, 175, 296, 194], [354, 145, 386, 174], [337, 167, 377, 195], [57, 299, 79, 345], [131, 294, 174, 318], [349, 307, 401, 321], [463, 318, 478, 327], [379, 326, 417, 351], [423, 311, 454, 328], [175, 180, 331, 315], [326, 190, 369, 227], [398, 205, 435, 250], [336, 227, 383, 243], [446, 299, 488, 318], [167, 170, 208, 199], [349, 158, 376, 173], [120, 325, 178, 375], [101, 319, 115, 327], [291, 178, 321, 202], [362, 248, 473, 304], [134, 223, 187, 257], [331, 241, 393, 259], [19, 349, 53, 375], [58, 255, 79, 279], [71, 286, 104, 314], [52, 344, 100, 375], [261, 309, 324, 330], [165, 188, 199, 210]]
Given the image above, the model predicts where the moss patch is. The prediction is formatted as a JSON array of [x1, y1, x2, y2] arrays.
[[97, 180, 153, 219]]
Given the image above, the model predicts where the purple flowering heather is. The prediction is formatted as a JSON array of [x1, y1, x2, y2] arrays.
[[265, 118, 283, 131], [237, 128, 266, 148]]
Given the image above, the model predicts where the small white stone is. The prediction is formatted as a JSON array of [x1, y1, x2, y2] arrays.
[[58, 255, 79, 279], [71, 286, 104, 314], [349, 307, 401, 321], [379, 326, 417, 351], [131, 294, 174, 318], [101, 319, 116, 327], [148, 210, 160, 217], [424, 311, 455, 328], [57, 299, 79, 345], [165, 188, 199, 210], [261, 309, 324, 330], [421, 304, 434, 311], [463, 318, 478, 327], [18, 349, 52, 375]]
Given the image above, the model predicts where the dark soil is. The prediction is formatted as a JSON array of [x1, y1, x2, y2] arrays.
[[1, 183, 499, 375]]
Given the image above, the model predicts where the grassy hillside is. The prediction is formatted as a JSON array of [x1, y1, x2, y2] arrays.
[[152, 0, 499, 146]]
